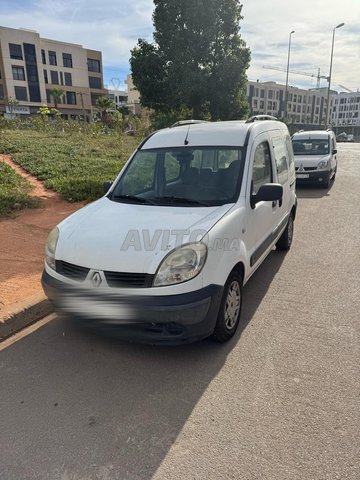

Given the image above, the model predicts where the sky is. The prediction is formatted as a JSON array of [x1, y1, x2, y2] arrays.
[[1, 0, 359, 92]]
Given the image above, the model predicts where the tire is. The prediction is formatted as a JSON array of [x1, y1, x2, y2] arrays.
[[212, 270, 243, 343], [322, 172, 332, 189], [276, 213, 294, 251]]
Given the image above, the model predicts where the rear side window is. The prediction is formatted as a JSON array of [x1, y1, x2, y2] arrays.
[[272, 136, 289, 185], [252, 142, 272, 195]]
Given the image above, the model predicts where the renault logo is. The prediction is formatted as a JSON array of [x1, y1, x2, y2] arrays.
[[299, 163, 304, 172], [91, 271, 102, 287]]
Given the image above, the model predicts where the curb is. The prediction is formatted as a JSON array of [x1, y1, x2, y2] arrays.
[[0, 292, 53, 341]]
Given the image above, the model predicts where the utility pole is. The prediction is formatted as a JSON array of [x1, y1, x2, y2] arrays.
[[284, 30, 295, 121]]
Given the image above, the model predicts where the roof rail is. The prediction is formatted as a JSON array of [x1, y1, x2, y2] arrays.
[[245, 115, 279, 123], [171, 120, 209, 128]]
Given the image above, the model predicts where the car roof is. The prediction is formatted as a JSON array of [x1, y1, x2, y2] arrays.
[[142, 120, 287, 149], [293, 130, 332, 140]]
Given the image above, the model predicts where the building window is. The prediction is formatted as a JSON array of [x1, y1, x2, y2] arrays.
[[14, 86, 28, 101], [12, 66, 26, 81], [66, 91, 76, 105], [49, 51, 57, 66], [44, 70, 48, 84], [91, 93, 100, 105], [0, 84, 4, 99], [89, 76, 102, 89], [29, 85, 41, 102], [268, 90, 273, 99], [260, 89, 265, 98], [9, 43, 23, 60], [50, 70, 59, 85], [41, 49, 46, 64], [23, 44, 37, 63], [87, 58, 101, 73], [26, 65, 39, 82], [62, 53, 73, 68], [64, 72, 72, 86]]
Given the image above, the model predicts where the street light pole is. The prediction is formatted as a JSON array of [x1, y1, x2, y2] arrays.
[[284, 30, 295, 122], [325, 22, 344, 127]]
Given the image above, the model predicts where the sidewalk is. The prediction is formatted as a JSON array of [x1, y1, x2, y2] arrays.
[[0, 154, 84, 315]]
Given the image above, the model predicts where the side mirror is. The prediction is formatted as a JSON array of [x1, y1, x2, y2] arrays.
[[251, 183, 283, 208], [332, 149, 337, 154], [103, 180, 113, 194]]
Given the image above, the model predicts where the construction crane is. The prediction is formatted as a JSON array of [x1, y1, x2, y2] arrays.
[[262, 65, 328, 88]]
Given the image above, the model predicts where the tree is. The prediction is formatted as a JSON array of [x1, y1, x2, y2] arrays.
[[48, 88, 64, 110], [95, 96, 115, 125], [130, 0, 250, 122]]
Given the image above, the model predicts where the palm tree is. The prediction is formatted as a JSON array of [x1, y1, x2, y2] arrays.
[[48, 87, 64, 110], [95, 96, 115, 125]]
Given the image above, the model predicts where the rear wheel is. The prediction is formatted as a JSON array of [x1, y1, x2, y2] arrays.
[[276, 213, 294, 251], [212, 270, 243, 343]]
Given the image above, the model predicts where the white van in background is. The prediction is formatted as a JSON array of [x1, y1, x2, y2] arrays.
[[292, 130, 337, 188]]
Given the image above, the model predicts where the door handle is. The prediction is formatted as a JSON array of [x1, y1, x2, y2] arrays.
[[272, 200, 277, 208]]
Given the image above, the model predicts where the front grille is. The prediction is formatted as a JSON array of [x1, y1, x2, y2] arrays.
[[104, 271, 154, 288], [295, 166, 317, 171], [56, 260, 90, 281]]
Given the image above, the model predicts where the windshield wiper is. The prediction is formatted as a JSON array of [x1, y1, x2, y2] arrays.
[[112, 194, 155, 205], [153, 196, 209, 206]]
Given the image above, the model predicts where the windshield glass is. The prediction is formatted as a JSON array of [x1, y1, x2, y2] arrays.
[[110, 147, 244, 206], [292, 138, 329, 156]]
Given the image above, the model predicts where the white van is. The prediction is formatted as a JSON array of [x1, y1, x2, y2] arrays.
[[292, 130, 338, 188], [42, 117, 297, 344]]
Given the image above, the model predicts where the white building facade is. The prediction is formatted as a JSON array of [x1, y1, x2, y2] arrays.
[[331, 92, 360, 127]]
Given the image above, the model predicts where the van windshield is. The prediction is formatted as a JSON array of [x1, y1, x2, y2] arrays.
[[110, 147, 244, 207], [292, 139, 329, 155]]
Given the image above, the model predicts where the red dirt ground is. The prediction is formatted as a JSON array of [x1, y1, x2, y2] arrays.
[[0, 154, 84, 311]]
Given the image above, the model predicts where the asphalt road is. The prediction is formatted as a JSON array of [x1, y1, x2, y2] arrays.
[[1, 144, 359, 480]]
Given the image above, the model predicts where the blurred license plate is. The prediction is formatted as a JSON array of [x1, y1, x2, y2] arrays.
[[297, 174, 309, 179]]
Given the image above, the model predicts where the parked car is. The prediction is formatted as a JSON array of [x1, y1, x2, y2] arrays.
[[336, 132, 354, 143], [42, 118, 297, 344], [292, 130, 337, 188]]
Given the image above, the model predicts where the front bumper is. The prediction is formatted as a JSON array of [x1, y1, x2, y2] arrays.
[[296, 170, 330, 185], [42, 270, 223, 344]]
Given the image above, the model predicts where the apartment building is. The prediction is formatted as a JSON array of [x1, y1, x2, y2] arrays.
[[124, 74, 141, 115], [107, 88, 128, 109], [331, 91, 360, 127], [247, 80, 336, 126], [0, 26, 107, 119]]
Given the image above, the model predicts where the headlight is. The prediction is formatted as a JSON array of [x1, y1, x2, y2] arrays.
[[45, 227, 59, 270], [317, 160, 329, 169], [153, 243, 207, 287]]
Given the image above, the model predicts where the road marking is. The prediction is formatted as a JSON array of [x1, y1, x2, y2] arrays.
[[0, 314, 56, 351]]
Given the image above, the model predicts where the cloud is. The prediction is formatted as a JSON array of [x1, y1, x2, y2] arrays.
[[1, 0, 359, 91]]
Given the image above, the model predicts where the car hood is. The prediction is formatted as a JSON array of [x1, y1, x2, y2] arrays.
[[56, 197, 233, 273], [294, 153, 330, 168]]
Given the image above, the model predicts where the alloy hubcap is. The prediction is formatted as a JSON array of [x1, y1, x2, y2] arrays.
[[224, 281, 241, 330]]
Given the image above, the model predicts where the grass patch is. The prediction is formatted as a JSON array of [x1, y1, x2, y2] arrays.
[[0, 161, 39, 217], [0, 130, 141, 202]]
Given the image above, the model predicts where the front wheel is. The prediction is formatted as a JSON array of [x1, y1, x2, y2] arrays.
[[276, 213, 294, 251], [212, 271, 243, 343]]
